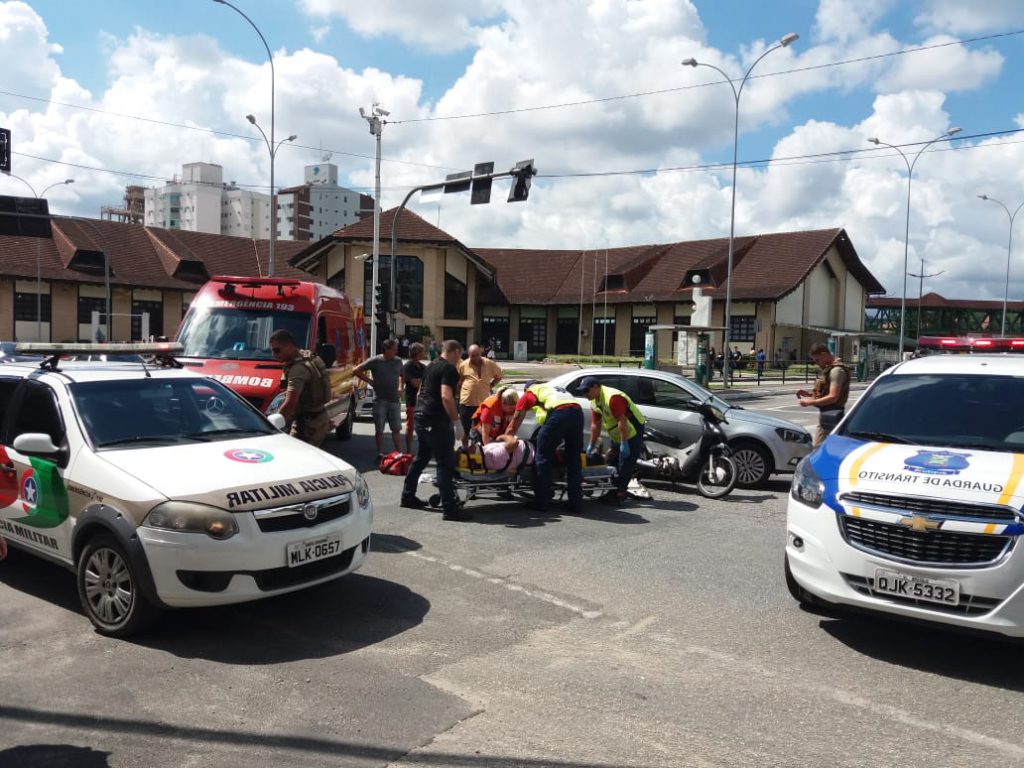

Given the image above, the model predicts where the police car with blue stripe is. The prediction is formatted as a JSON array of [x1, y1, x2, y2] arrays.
[[786, 353, 1024, 637]]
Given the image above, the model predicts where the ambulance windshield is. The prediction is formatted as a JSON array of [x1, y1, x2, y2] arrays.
[[177, 307, 311, 361]]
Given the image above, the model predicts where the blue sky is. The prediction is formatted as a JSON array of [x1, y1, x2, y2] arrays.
[[4, 0, 1024, 301]]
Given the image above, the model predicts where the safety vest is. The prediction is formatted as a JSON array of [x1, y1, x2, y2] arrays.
[[812, 359, 851, 407], [471, 393, 501, 425], [528, 383, 579, 426], [591, 384, 646, 442]]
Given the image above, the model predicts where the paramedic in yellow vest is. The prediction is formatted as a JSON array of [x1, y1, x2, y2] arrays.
[[578, 376, 646, 504], [270, 328, 331, 446], [506, 380, 584, 515], [797, 342, 851, 447]]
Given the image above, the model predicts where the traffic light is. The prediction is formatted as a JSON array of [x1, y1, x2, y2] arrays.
[[507, 159, 536, 203], [373, 283, 384, 314], [471, 162, 494, 205]]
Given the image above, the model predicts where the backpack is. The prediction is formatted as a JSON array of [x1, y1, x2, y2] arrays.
[[300, 355, 333, 409], [380, 451, 414, 475]]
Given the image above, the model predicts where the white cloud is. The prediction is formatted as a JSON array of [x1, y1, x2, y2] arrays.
[[5, 0, 1024, 306], [814, 0, 893, 43], [876, 36, 1003, 94], [915, 0, 1024, 35], [310, 25, 330, 43], [297, 0, 505, 52]]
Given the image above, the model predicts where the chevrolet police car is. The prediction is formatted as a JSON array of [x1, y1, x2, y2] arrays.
[[0, 343, 373, 637], [786, 353, 1024, 637]]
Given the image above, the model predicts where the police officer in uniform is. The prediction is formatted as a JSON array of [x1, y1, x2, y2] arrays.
[[270, 329, 331, 446], [798, 341, 851, 446], [577, 376, 646, 504], [506, 380, 584, 514]]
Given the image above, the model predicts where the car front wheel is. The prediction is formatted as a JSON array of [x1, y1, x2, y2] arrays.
[[77, 534, 160, 637], [730, 440, 773, 487]]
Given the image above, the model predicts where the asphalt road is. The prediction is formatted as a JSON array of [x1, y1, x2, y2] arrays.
[[3, 394, 1023, 768]]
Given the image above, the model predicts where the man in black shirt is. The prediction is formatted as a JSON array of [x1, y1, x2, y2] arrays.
[[401, 342, 426, 453], [400, 339, 470, 521]]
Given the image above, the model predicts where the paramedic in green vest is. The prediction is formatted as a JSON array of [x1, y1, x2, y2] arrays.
[[270, 328, 332, 446], [506, 380, 584, 515], [577, 376, 646, 504]]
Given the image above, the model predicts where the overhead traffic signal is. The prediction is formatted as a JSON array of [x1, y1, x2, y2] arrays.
[[507, 159, 536, 203]]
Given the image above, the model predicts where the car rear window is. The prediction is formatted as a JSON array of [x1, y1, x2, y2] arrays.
[[838, 373, 1024, 451]]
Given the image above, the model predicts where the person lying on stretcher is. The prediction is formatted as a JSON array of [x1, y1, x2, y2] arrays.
[[457, 434, 535, 475]]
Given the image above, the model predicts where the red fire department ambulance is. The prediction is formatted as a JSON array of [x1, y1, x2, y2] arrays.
[[175, 276, 367, 439]]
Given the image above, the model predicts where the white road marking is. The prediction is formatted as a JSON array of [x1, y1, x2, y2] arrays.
[[402, 549, 603, 620]]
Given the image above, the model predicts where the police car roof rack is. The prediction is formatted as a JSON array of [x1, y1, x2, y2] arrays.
[[16, 342, 186, 372]]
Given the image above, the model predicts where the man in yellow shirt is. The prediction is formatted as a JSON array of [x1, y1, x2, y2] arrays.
[[457, 344, 502, 448]]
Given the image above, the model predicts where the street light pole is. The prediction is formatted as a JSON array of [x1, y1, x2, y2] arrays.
[[213, 0, 278, 275], [682, 32, 798, 386], [246, 115, 295, 274], [867, 128, 961, 357], [360, 103, 388, 355], [978, 194, 1024, 337], [3, 173, 73, 341], [907, 257, 944, 339]]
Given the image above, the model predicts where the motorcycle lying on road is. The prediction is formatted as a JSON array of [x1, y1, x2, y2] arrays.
[[634, 395, 738, 498]]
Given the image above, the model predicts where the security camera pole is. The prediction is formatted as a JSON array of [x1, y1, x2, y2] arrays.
[[388, 160, 536, 338]]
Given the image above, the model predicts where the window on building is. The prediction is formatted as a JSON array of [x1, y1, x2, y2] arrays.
[[14, 290, 51, 322], [592, 316, 615, 356], [363, 255, 423, 318], [442, 327, 468, 348], [555, 307, 579, 355], [518, 315, 547, 355], [730, 315, 756, 344], [630, 315, 656, 354], [444, 272, 468, 320], [131, 299, 164, 340]]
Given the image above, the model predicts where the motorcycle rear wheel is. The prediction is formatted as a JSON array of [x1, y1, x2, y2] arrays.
[[696, 453, 737, 498]]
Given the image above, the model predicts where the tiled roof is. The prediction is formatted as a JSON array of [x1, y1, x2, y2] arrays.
[[867, 292, 1024, 311], [328, 207, 458, 244], [0, 215, 308, 289], [477, 227, 884, 305], [293, 207, 493, 278]]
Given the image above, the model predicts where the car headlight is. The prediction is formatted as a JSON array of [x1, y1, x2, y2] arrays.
[[144, 501, 239, 540], [352, 471, 371, 509], [790, 458, 825, 509], [776, 426, 811, 444], [266, 392, 286, 415]]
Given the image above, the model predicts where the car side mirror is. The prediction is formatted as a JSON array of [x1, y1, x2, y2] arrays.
[[267, 413, 287, 431], [318, 343, 337, 368], [13, 432, 61, 456]]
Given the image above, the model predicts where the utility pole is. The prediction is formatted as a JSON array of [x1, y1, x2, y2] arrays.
[[907, 257, 944, 339], [360, 103, 388, 354]]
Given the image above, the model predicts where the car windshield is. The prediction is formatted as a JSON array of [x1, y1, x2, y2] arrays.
[[838, 373, 1024, 451], [71, 377, 275, 449], [176, 307, 311, 361]]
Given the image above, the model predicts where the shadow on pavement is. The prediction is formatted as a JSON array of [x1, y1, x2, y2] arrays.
[[0, 744, 111, 768], [0, 548, 81, 615], [370, 532, 423, 553], [819, 613, 1024, 693], [132, 573, 430, 664], [0, 705, 668, 768], [323, 429, 381, 474]]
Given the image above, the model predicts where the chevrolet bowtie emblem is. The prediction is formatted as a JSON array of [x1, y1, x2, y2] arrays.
[[898, 514, 940, 532]]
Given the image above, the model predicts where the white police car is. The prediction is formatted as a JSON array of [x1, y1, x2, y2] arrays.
[[786, 353, 1024, 637], [0, 343, 373, 637]]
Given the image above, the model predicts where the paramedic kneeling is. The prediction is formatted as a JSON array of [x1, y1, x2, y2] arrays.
[[506, 381, 584, 514], [578, 376, 646, 504], [400, 339, 471, 521]]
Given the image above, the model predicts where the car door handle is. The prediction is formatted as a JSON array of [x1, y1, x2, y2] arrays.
[[1, 462, 13, 471]]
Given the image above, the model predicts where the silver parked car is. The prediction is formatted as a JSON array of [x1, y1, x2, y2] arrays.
[[521, 368, 812, 487]]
